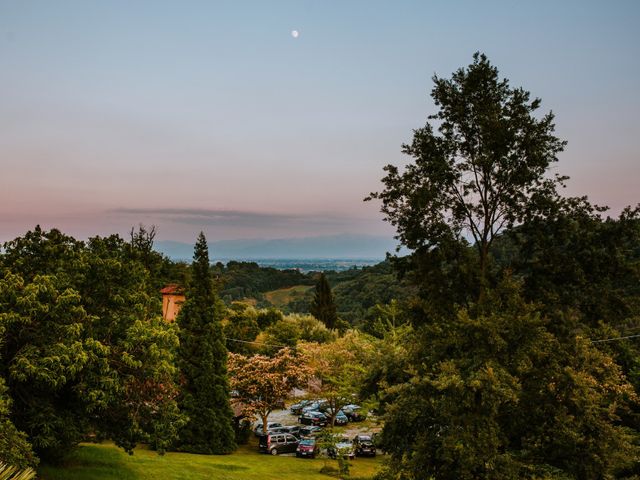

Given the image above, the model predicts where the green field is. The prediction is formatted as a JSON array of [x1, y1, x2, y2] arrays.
[[264, 285, 313, 307], [38, 442, 383, 480]]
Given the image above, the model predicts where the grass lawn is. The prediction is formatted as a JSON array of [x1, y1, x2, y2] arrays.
[[264, 285, 313, 308], [38, 441, 384, 480]]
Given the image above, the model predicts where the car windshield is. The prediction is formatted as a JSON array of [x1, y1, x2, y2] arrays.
[[358, 436, 372, 441], [300, 439, 315, 446]]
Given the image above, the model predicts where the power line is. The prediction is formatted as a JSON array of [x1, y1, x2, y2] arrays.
[[226, 337, 291, 349], [591, 333, 640, 344]]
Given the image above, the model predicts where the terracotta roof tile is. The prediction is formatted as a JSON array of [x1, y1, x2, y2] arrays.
[[160, 284, 185, 295]]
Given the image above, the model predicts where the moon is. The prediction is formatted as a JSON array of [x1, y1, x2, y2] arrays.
[[291, 30, 299, 38]]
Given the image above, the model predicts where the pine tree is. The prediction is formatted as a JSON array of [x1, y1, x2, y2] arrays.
[[176, 232, 236, 454], [310, 273, 338, 330]]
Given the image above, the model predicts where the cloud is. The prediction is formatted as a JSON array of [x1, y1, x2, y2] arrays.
[[109, 207, 366, 229]]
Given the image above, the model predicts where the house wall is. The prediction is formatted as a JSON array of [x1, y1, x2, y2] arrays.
[[162, 293, 185, 322]]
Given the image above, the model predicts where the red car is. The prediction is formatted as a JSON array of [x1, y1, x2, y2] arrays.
[[296, 438, 319, 458]]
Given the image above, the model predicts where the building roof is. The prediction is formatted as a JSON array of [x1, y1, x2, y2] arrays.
[[160, 284, 185, 295]]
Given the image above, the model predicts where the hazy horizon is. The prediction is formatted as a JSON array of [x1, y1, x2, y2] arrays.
[[1, 1, 639, 243]]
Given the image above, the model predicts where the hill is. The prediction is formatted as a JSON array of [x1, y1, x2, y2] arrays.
[[155, 234, 401, 261]]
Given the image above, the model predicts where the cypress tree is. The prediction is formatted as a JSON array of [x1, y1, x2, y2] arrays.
[[310, 273, 338, 330], [177, 232, 236, 454]]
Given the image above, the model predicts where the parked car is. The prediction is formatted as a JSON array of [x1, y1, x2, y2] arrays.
[[342, 404, 366, 422], [254, 421, 283, 437], [266, 426, 288, 435], [259, 433, 300, 455], [296, 437, 319, 458], [290, 400, 313, 415], [301, 401, 323, 413], [353, 434, 376, 457], [299, 410, 328, 426], [328, 437, 355, 459], [281, 425, 301, 437], [299, 425, 323, 437], [334, 410, 349, 426]]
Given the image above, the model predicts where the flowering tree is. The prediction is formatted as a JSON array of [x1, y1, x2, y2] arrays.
[[228, 348, 310, 431]]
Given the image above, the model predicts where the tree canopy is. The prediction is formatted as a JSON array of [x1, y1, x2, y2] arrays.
[[0, 226, 183, 464], [367, 52, 566, 289]]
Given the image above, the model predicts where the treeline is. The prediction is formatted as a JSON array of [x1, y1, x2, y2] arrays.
[[210, 259, 415, 326], [214, 261, 312, 303]]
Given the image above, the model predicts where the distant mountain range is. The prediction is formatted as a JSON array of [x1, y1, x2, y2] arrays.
[[155, 234, 402, 261]]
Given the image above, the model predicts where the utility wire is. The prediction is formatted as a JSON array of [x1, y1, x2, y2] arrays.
[[226, 337, 291, 349], [591, 333, 640, 344]]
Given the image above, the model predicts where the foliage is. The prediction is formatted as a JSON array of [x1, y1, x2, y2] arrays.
[[507, 201, 640, 327], [301, 331, 375, 426], [176, 232, 236, 454], [333, 264, 416, 326], [228, 348, 310, 431], [223, 303, 261, 354], [310, 273, 338, 330], [215, 261, 311, 303], [367, 52, 566, 289], [291, 314, 336, 343], [0, 227, 184, 462], [0, 377, 37, 470], [256, 314, 335, 355], [257, 319, 300, 353], [256, 307, 283, 330], [378, 278, 638, 480], [359, 309, 414, 413]]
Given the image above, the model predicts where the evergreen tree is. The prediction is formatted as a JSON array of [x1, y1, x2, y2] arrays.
[[176, 232, 236, 454], [310, 273, 338, 330]]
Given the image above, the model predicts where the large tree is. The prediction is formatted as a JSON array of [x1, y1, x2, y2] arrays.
[[176, 232, 236, 454], [301, 332, 374, 427], [310, 273, 338, 330], [228, 348, 309, 434], [367, 52, 566, 292], [368, 55, 640, 479], [0, 228, 183, 462]]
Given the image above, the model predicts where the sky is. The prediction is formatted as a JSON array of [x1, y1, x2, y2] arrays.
[[1, 0, 639, 243]]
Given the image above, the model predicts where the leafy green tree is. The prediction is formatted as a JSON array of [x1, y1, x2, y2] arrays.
[[223, 303, 260, 354], [289, 314, 336, 343], [508, 201, 640, 328], [176, 232, 236, 454], [256, 307, 283, 330], [360, 310, 413, 412], [258, 318, 301, 354], [0, 227, 184, 461], [378, 278, 638, 480], [367, 52, 566, 294], [310, 273, 338, 330], [0, 377, 36, 469], [301, 331, 375, 426], [0, 273, 97, 459]]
